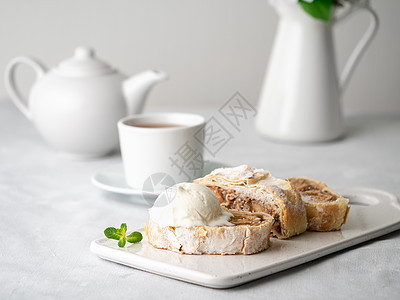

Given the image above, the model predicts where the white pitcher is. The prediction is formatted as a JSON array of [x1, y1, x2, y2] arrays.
[[255, 0, 378, 142]]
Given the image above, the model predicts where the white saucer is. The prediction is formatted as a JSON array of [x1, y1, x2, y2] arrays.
[[91, 161, 231, 198]]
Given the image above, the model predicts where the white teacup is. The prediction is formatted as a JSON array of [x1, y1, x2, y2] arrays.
[[118, 113, 206, 193]]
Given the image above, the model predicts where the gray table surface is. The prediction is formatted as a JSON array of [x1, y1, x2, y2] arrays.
[[1, 98, 399, 299]]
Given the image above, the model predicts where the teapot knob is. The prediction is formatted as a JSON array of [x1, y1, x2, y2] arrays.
[[56, 46, 114, 76], [74, 47, 94, 59]]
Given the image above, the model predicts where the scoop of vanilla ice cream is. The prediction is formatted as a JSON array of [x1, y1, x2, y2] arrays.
[[149, 182, 233, 227]]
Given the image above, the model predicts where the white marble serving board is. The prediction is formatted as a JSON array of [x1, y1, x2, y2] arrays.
[[90, 187, 400, 289]]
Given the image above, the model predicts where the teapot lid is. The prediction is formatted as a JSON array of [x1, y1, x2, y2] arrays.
[[55, 47, 115, 77]]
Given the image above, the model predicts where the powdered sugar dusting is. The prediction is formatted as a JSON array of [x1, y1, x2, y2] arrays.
[[211, 165, 267, 180], [211, 165, 290, 190], [270, 185, 287, 200]]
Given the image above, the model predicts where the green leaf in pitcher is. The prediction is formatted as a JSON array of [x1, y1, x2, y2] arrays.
[[300, 0, 333, 22]]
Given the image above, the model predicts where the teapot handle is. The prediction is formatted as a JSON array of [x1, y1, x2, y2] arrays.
[[4, 56, 47, 120], [337, 3, 379, 91]]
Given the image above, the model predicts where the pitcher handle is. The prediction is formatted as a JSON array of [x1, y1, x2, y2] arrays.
[[4, 56, 47, 120], [338, 2, 379, 91]]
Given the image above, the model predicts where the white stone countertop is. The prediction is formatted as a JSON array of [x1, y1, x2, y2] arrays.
[[1, 98, 399, 299]]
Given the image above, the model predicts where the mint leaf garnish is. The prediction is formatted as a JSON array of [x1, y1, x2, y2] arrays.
[[126, 232, 143, 244], [118, 236, 126, 247], [104, 227, 121, 240], [300, 0, 333, 22], [120, 223, 127, 235], [104, 223, 142, 247]]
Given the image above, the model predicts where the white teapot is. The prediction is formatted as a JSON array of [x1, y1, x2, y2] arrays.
[[4, 47, 168, 158]]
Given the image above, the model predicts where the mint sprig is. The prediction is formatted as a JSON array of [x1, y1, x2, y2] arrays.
[[104, 223, 143, 247], [300, 0, 333, 22], [126, 232, 143, 243]]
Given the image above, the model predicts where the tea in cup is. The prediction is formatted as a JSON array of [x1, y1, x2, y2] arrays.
[[118, 113, 205, 193]]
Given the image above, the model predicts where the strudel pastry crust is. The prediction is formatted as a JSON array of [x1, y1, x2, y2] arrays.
[[287, 177, 350, 231], [145, 210, 274, 255], [195, 165, 308, 239]]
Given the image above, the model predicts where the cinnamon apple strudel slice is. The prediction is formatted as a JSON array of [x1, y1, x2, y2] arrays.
[[195, 165, 308, 239], [287, 177, 350, 231], [145, 209, 274, 255]]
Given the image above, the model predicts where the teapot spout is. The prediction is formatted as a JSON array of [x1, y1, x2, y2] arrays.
[[122, 70, 168, 115]]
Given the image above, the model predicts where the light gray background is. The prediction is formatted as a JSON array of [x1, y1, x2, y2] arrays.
[[0, 0, 399, 113], [1, 2, 400, 298]]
